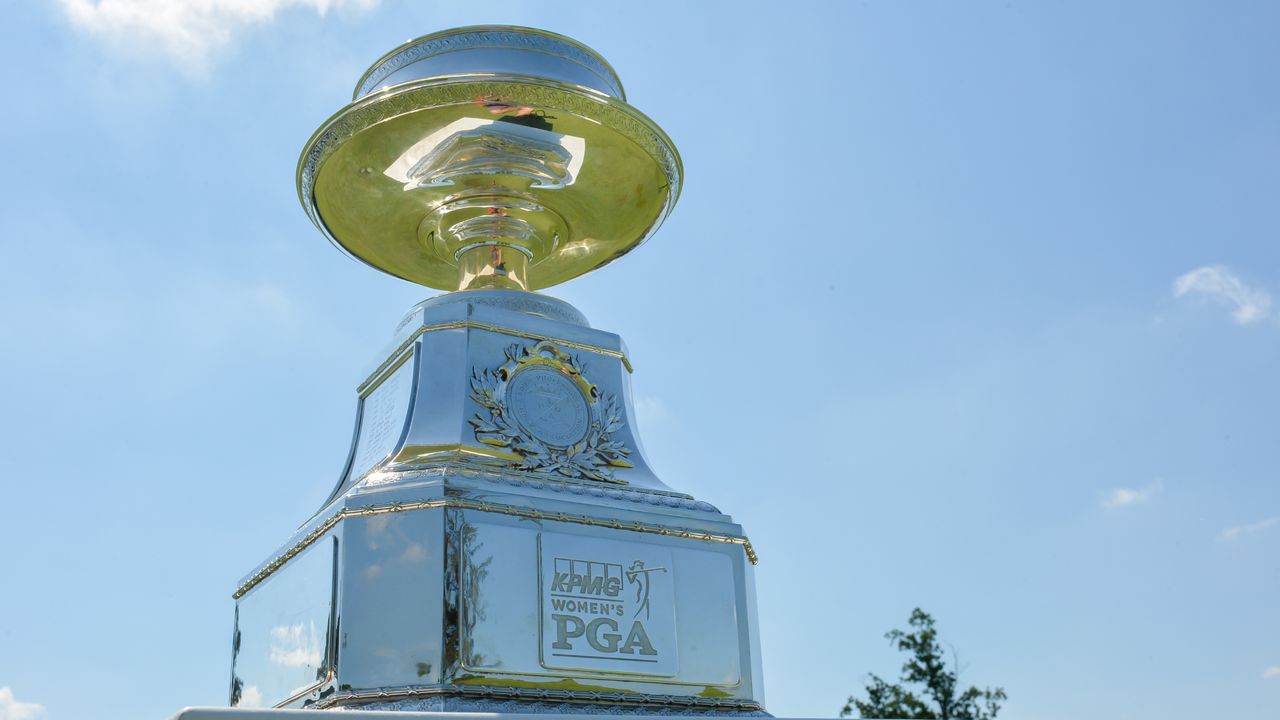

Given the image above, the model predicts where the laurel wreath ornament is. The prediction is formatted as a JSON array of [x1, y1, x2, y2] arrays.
[[468, 342, 633, 483]]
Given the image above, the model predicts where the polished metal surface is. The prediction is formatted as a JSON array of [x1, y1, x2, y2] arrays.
[[176, 711, 782, 720], [231, 538, 336, 709], [232, 293, 765, 713], [355, 27, 626, 101], [324, 289, 672, 502], [232, 25, 764, 717], [298, 25, 681, 292]]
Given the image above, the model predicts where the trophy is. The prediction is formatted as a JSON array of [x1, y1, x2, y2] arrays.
[[228, 26, 764, 715]]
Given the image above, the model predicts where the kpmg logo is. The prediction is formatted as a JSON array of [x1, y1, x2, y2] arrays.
[[550, 559, 624, 605], [548, 558, 663, 656], [540, 536, 677, 675]]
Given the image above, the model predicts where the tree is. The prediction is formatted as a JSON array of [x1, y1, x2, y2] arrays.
[[841, 608, 1007, 719]]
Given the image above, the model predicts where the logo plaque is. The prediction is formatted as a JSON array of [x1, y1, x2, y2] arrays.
[[539, 533, 677, 677]]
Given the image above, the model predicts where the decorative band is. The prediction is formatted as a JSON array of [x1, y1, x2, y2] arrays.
[[234, 497, 757, 599], [310, 681, 764, 712]]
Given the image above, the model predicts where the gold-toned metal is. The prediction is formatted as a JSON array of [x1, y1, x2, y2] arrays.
[[456, 243, 530, 290], [504, 340, 597, 399], [234, 496, 757, 600], [299, 75, 681, 291], [359, 343, 414, 400], [390, 442, 523, 465]]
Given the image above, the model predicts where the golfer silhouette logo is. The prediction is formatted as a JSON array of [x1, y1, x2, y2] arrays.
[[626, 560, 668, 620]]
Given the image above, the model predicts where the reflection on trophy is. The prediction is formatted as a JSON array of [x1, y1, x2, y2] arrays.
[[223, 26, 765, 715]]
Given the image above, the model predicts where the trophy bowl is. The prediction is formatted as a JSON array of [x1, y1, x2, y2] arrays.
[[298, 26, 683, 291]]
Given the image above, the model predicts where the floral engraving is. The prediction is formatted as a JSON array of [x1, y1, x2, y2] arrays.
[[469, 341, 632, 483]]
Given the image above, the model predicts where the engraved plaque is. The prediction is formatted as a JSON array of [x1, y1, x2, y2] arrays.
[[349, 354, 415, 480], [507, 367, 590, 447], [539, 532, 677, 676]]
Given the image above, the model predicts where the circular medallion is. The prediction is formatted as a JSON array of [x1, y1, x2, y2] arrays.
[[469, 341, 633, 482], [506, 367, 590, 447]]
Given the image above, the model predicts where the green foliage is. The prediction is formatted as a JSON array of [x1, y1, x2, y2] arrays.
[[841, 609, 1007, 720]]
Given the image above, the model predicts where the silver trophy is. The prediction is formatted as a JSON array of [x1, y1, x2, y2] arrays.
[[229, 26, 765, 715]]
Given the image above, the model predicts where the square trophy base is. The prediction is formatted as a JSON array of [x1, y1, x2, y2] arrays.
[[177, 711, 774, 720], [228, 292, 765, 715]]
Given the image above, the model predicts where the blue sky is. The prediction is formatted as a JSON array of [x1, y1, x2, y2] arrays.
[[1, 1, 1278, 719]]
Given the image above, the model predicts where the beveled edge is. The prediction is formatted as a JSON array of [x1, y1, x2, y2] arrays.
[[296, 74, 683, 291], [354, 25, 626, 101], [176, 709, 778, 718], [234, 496, 757, 599], [311, 684, 765, 712]]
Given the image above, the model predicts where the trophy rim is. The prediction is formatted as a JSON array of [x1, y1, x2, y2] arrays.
[[296, 73, 683, 290], [353, 25, 627, 103]]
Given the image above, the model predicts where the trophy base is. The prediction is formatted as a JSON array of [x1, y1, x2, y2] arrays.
[[335, 696, 770, 716], [175, 709, 772, 720], [228, 291, 765, 715]]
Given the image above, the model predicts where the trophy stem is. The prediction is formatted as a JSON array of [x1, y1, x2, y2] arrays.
[[456, 243, 530, 291]]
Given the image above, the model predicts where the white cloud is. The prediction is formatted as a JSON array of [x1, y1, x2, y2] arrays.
[[238, 685, 265, 709], [268, 621, 322, 668], [58, 0, 377, 72], [1173, 265, 1272, 325], [1219, 515, 1280, 542], [1101, 479, 1163, 510], [1264, 666, 1280, 680], [0, 688, 46, 720], [400, 542, 427, 564]]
